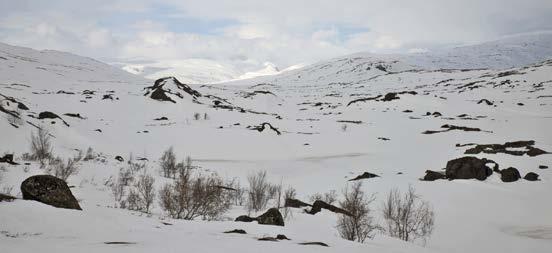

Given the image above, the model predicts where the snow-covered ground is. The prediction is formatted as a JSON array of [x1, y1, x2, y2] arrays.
[[1, 34, 552, 253]]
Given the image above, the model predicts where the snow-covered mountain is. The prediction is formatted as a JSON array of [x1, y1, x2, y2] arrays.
[[1, 39, 552, 253]]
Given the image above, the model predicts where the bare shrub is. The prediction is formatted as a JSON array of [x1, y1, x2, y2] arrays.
[[226, 178, 246, 206], [159, 169, 231, 220], [246, 170, 271, 213], [382, 186, 435, 243], [193, 112, 201, 120], [160, 147, 177, 178], [134, 172, 155, 213], [83, 147, 95, 161], [341, 124, 348, 132], [30, 128, 53, 164], [337, 182, 378, 243], [282, 186, 296, 219], [48, 157, 79, 181]]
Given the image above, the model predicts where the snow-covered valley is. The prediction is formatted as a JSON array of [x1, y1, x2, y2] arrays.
[[1, 34, 552, 253]]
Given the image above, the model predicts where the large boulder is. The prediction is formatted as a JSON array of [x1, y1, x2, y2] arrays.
[[284, 198, 311, 208], [256, 208, 284, 226], [445, 156, 494, 180], [21, 175, 82, 210], [500, 167, 521, 182]]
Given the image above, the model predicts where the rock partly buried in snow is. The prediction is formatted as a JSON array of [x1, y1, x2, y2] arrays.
[[539, 165, 549, 169], [462, 140, 549, 157], [422, 170, 446, 181], [299, 242, 329, 247], [224, 229, 247, 234], [523, 172, 540, 181], [0, 193, 16, 202], [38, 111, 70, 126], [284, 198, 311, 208], [256, 208, 284, 226], [250, 122, 281, 135], [307, 200, 352, 216], [114, 156, 124, 162], [500, 167, 521, 182], [235, 215, 256, 223], [0, 154, 18, 165], [21, 175, 82, 210], [423, 124, 484, 134], [477, 99, 494, 105], [348, 172, 380, 181], [144, 77, 202, 103], [445, 156, 494, 181]]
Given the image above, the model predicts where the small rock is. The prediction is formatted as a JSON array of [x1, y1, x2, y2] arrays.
[[500, 167, 521, 182], [114, 156, 124, 162], [523, 172, 539, 181], [422, 170, 446, 181], [235, 215, 256, 223], [276, 234, 290, 240], [539, 165, 548, 169], [224, 229, 246, 234], [256, 208, 284, 226], [349, 172, 380, 181]]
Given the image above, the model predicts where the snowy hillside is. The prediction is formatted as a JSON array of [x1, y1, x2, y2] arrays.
[[1, 40, 552, 253]]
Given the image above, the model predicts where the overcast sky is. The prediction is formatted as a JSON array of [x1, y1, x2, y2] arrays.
[[1, 0, 551, 71]]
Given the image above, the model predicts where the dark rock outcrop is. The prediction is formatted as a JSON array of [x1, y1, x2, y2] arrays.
[[523, 172, 539, 181], [422, 170, 446, 181], [38, 111, 69, 126], [500, 167, 521, 182], [285, 198, 311, 208], [114, 156, 124, 162], [445, 156, 494, 181], [299, 242, 329, 247], [462, 140, 549, 157], [224, 229, 247, 234], [256, 208, 284, 226], [235, 215, 256, 223], [0, 193, 16, 202], [144, 77, 202, 103], [349, 172, 380, 181], [0, 154, 18, 165], [250, 122, 281, 135], [21, 175, 82, 210], [539, 165, 549, 169], [276, 234, 290, 240], [307, 200, 352, 216], [477, 99, 493, 105]]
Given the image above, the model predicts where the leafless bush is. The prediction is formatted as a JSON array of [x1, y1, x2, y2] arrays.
[[226, 178, 246, 206], [160, 147, 177, 178], [159, 169, 231, 220], [203, 113, 209, 120], [30, 128, 53, 164], [83, 147, 95, 161], [341, 124, 348, 132], [337, 182, 378, 243], [134, 172, 156, 213], [382, 186, 435, 243], [282, 186, 297, 219], [310, 190, 337, 205], [193, 112, 201, 120], [246, 170, 272, 213], [48, 157, 79, 181]]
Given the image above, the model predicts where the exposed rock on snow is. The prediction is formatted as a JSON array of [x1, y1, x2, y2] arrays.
[[0, 193, 16, 202], [0, 154, 18, 165], [63, 113, 85, 119], [422, 124, 484, 134], [500, 167, 521, 182], [284, 198, 311, 208], [38, 111, 70, 126], [461, 140, 549, 157], [298, 242, 329, 247], [348, 172, 380, 181], [224, 229, 247, 234], [249, 122, 282, 135], [144, 77, 202, 103], [523, 172, 540, 181], [21, 175, 82, 210], [445, 156, 495, 181], [256, 208, 285, 226], [422, 170, 446, 181], [307, 200, 352, 216]]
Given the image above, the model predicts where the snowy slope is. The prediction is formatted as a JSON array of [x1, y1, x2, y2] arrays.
[[1, 40, 552, 253]]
